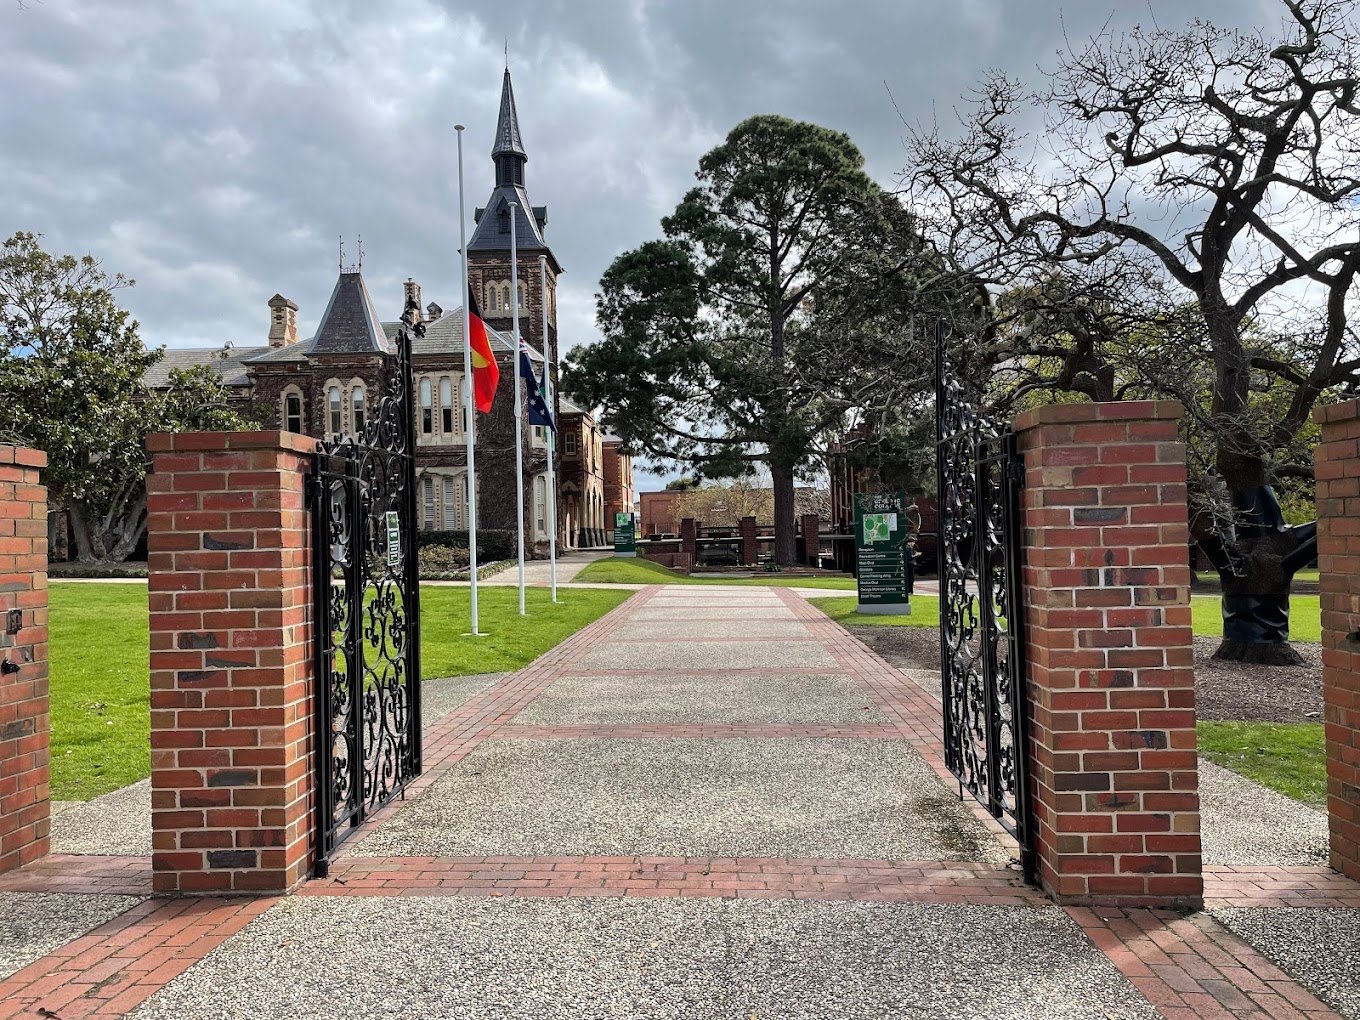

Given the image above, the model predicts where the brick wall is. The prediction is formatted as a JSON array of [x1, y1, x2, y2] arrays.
[[680, 518, 697, 564], [1314, 398, 1360, 882], [1014, 401, 1201, 909], [0, 446, 49, 874], [145, 431, 316, 895], [740, 517, 758, 566]]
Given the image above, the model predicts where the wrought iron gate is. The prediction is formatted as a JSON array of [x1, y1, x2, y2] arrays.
[[309, 312, 422, 872], [934, 319, 1035, 880]]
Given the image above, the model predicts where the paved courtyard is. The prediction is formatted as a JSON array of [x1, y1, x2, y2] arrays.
[[2, 584, 1358, 1017]]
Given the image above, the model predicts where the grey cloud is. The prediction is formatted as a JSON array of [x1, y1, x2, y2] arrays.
[[2, 0, 1274, 487]]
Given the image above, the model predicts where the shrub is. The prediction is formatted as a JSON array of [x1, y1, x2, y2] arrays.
[[418, 545, 470, 575], [417, 529, 517, 561]]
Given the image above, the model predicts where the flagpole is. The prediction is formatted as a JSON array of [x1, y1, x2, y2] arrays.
[[509, 201, 526, 616], [540, 254, 557, 603], [456, 124, 482, 636]]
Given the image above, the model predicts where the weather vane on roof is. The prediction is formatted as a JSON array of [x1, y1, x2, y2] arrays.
[[338, 234, 363, 274]]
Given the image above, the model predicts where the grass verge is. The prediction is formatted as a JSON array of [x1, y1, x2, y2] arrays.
[[1197, 721, 1327, 806], [1190, 594, 1321, 643], [806, 595, 940, 627], [575, 555, 857, 589], [49, 581, 630, 801]]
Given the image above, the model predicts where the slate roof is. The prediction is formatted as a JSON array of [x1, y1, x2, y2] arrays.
[[383, 310, 542, 361], [142, 344, 268, 388], [468, 189, 551, 255], [492, 68, 525, 158], [308, 270, 391, 356], [559, 395, 587, 415]]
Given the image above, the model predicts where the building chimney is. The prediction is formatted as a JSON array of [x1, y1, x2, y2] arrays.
[[267, 294, 298, 348], [404, 278, 423, 322]]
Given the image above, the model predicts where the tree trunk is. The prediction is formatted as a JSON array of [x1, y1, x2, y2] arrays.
[[771, 463, 796, 565], [1198, 486, 1317, 665]]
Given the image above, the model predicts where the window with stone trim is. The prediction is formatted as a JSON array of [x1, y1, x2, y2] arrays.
[[282, 388, 304, 435], [418, 471, 468, 531], [420, 378, 433, 436], [564, 432, 578, 456], [327, 385, 343, 438], [351, 384, 365, 435]]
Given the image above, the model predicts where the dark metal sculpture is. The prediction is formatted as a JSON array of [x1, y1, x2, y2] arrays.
[[935, 319, 1035, 881], [310, 302, 423, 871]]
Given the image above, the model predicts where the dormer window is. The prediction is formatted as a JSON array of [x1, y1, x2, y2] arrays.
[[498, 205, 510, 234]]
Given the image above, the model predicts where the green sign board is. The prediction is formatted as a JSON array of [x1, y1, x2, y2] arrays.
[[853, 491, 913, 615], [613, 512, 636, 556], [384, 510, 401, 567]]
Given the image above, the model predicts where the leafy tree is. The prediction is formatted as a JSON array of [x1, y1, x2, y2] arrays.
[[905, 0, 1360, 662], [0, 232, 259, 563], [663, 476, 700, 491], [565, 115, 947, 564]]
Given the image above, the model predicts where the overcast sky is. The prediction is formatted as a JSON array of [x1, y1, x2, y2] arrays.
[[2, 0, 1277, 489]]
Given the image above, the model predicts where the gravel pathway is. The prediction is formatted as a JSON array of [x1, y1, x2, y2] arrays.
[[1210, 907, 1360, 1019], [349, 736, 1009, 862], [129, 896, 1157, 1020], [50, 779, 152, 856], [1198, 759, 1329, 865], [0, 892, 143, 980], [579, 639, 838, 671], [512, 672, 886, 726]]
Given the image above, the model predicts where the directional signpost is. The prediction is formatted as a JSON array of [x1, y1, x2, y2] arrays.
[[853, 491, 913, 615], [613, 511, 637, 557]]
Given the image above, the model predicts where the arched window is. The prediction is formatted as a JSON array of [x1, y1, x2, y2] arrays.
[[535, 476, 547, 536], [498, 205, 510, 234], [517, 281, 527, 311], [351, 384, 365, 435], [283, 391, 303, 434], [485, 284, 498, 313], [440, 377, 454, 434], [419, 378, 432, 436], [500, 283, 512, 311], [328, 386, 342, 436]]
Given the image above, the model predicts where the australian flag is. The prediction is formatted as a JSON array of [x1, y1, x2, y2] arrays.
[[518, 336, 555, 431]]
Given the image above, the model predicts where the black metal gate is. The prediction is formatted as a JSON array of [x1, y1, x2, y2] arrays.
[[934, 318, 1035, 880], [309, 311, 422, 872]]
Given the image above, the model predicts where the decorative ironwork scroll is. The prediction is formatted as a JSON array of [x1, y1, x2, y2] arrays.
[[310, 309, 423, 871], [935, 318, 1034, 881]]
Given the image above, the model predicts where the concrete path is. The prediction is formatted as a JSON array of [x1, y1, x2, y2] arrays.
[[482, 548, 615, 585], [7, 584, 1359, 1018]]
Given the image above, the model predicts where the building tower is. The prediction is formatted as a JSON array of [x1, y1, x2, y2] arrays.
[[466, 68, 564, 539]]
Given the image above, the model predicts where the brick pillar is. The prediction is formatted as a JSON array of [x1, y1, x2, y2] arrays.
[[0, 446, 49, 874], [801, 514, 821, 566], [680, 518, 697, 566], [1014, 401, 1201, 909], [146, 431, 316, 896], [740, 516, 758, 566], [1315, 398, 1360, 882]]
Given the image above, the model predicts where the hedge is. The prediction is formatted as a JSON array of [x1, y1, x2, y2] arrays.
[[417, 529, 518, 561]]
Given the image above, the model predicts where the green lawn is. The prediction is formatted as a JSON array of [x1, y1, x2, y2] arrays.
[[576, 555, 857, 589], [808, 594, 941, 627], [809, 593, 1321, 641], [49, 582, 630, 801], [1197, 721, 1327, 806], [1190, 595, 1321, 643]]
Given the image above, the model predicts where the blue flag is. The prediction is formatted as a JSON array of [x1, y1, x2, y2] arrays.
[[518, 336, 555, 431]]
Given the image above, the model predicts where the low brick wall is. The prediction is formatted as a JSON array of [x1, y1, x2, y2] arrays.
[[146, 431, 316, 895], [1014, 401, 1201, 909], [1314, 398, 1360, 882], [0, 445, 49, 875]]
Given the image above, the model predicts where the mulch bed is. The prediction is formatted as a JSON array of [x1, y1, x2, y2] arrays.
[[845, 626, 1323, 724]]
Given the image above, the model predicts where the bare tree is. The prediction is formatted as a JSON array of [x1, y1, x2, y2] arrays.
[[905, 0, 1360, 662]]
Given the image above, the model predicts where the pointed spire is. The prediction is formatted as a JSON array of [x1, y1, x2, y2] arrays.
[[492, 68, 526, 160]]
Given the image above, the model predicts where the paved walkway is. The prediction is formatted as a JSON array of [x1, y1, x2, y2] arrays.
[[2, 586, 1357, 1017]]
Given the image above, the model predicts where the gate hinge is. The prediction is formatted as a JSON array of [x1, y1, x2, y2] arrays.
[[1007, 457, 1025, 485]]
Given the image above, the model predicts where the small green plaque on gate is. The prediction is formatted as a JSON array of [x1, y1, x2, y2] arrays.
[[384, 511, 400, 567], [853, 491, 913, 615]]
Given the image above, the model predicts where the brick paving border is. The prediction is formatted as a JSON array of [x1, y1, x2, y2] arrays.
[[0, 897, 277, 1019], [1070, 906, 1344, 1019], [2, 583, 1358, 1018]]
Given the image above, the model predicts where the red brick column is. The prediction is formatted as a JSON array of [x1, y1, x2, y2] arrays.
[[801, 514, 821, 566], [1013, 401, 1201, 908], [740, 516, 758, 566], [0, 446, 49, 874], [1315, 398, 1360, 882], [680, 518, 697, 565], [145, 431, 316, 896]]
